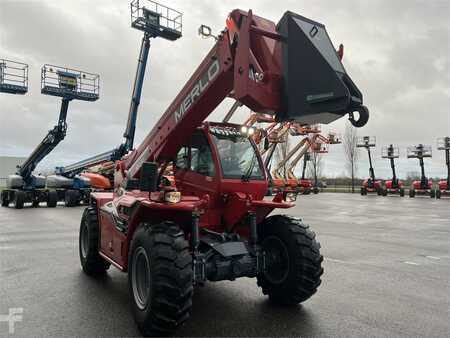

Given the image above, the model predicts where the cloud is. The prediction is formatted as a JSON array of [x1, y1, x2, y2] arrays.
[[0, 0, 449, 179]]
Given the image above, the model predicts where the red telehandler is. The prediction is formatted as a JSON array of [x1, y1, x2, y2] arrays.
[[381, 144, 405, 196], [436, 137, 449, 199], [407, 144, 435, 198], [78, 4, 368, 336], [358, 136, 383, 195]]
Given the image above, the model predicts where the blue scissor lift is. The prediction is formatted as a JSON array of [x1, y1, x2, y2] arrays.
[[54, 0, 182, 206]]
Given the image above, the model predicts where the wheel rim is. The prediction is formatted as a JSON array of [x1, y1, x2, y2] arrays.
[[263, 236, 290, 284], [131, 246, 151, 310], [80, 221, 89, 259]]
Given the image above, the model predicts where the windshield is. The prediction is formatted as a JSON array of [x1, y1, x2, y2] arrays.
[[212, 133, 264, 180]]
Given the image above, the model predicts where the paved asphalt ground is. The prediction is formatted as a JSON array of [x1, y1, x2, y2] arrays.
[[1, 193, 449, 337]]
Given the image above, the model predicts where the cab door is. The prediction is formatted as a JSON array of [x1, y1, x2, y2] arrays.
[[174, 130, 218, 197]]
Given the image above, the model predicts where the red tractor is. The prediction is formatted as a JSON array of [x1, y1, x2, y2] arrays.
[[381, 144, 405, 196], [358, 136, 383, 195], [436, 137, 450, 198], [407, 144, 435, 198], [78, 4, 368, 336]]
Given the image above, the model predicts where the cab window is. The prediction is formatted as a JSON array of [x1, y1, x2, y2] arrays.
[[175, 131, 215, 177]]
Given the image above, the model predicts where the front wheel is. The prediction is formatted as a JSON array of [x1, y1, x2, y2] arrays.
[[14, 191, 25, 209], [79, 207, 110, 275], [399, 188, 405, 197], [1, 191, 9, 207], [47, 190, 58, 208], [436, 189, 441, 199], [257, 215, 323, 305], [409, 189, 415, 198], [65, 189, 81, 207], [128, 222, 193, 336], [429, 189, 436, 198]]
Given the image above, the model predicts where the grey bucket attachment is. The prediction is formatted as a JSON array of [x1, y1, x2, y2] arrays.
[[276, 12, 368, 127]]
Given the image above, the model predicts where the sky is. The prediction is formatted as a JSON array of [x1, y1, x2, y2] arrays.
[[0, 0, 449, 180]]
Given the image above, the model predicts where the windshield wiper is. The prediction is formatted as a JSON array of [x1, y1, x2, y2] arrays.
[[241, 152, 257, 182]]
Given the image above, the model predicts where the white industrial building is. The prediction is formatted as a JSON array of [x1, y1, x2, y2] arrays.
[[0, 156, 26, 187]]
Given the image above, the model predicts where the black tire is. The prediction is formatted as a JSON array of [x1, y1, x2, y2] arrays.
[[382, 189, 388, 197], [349, 105, 369, 128], [79, 207, 110, 275], [303, 188, 311, 195], [128, 222, 193, 336], [430, 189, 436, 199], [377, 188, 382, 196], [399, 188, 405, 197], [409, 189, 415, 198], [257, 215, 323, 305], [1, 191, 9, 207], [14, 191, 25, 209], [313, 187, 319, 194], [360, 187, 367, 196], [65, 189, 81, 207], [436, 189, 441, 199], [47, 190, 58, 208], [32, 199, 40, 208]]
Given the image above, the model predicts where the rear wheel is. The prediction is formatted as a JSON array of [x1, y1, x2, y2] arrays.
[[436, 189, 441, 199], [430, 189, 436, 198], [382, 189, 388, 196], [65, 189, 81, 207], [1, 191, 9, 207], [360, 187, 367, 195], [129, 222, 193, 336], [399, 188, 405, 197], [32, 199, 40, 208], [257, 215, 323, 305], [13, 191, 25, 209], [313, 187, 319, 194], [47, 190, 58, 208], [409, 189, 415, 198], [79, 207, 110, 275]]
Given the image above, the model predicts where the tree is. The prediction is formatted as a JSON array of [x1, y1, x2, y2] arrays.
[[307, 151, 324, 188], [343, 122, 359, 192]]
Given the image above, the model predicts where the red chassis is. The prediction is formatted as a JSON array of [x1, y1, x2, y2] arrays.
[[79, 7, 368, 336], [437, 180, 449, 198], [383, 179, 405, 196]]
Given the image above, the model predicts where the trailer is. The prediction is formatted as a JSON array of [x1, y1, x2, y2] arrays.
[[77, 3, 369, 335], [1, 65, 99, 208]]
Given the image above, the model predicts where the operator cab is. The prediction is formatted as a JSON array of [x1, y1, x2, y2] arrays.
[[174, 123, 268, 201]]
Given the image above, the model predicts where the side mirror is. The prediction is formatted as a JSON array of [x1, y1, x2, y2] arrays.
[[140, 162, 158, 192]]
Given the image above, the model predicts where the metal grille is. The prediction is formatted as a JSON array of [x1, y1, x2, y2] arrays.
[[437, 137, 450, 150], [0, 59, 28, 94], [407, 145, 432, 158], [357, 136, 376, 148], [381, 145, 399, 158], [41, 64, 99, 101], [131, 0, 182, 40]]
